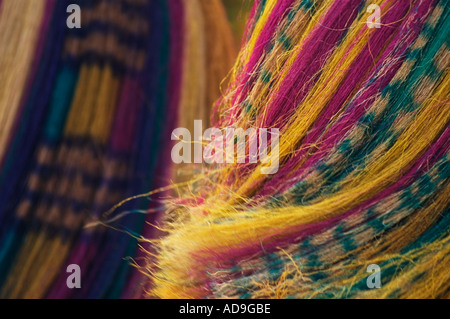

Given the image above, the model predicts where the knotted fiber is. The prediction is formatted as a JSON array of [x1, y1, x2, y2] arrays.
[[143, 0, 450, 299], [0, 0, 237, 298]]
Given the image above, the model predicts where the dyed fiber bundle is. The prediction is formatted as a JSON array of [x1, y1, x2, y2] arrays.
[[146, 0, 450, 298], [0, 0, 236, 298]]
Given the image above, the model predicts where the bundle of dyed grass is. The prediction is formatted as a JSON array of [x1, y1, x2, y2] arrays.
[[146, 0, 450, 298], [0, 0, 236, 298]]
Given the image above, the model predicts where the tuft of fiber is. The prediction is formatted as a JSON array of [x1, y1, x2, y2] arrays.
[[145, 0, 450, 299]]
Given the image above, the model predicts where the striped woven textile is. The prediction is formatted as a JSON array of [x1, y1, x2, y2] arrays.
[[146, 0, 450, 299], [0, 0, 236, 298]]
